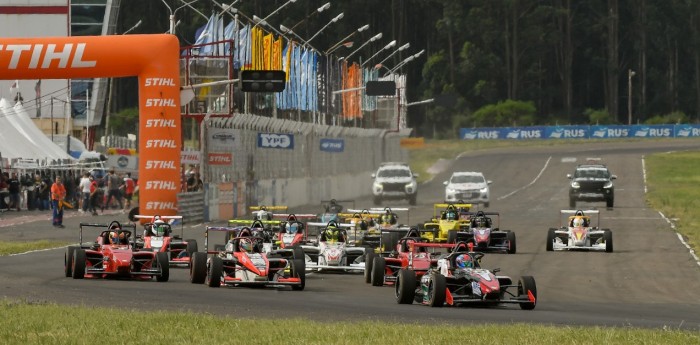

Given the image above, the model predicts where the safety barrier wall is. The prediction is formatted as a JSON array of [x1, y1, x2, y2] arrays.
[[196, 114, 410, 221], [459, 124, 700, 140]]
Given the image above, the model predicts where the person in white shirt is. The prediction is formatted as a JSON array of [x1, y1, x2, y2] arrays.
[[78, 172, 92, 213]]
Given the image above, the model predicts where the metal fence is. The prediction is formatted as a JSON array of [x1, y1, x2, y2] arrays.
[[201, 113, 410, 184]]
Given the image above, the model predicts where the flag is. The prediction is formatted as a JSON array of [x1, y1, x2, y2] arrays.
[[35, 79, 42, 118], [223, 20, 236, 54], [9, 80, 18, 95]]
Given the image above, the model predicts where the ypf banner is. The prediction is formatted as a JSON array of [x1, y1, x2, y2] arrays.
[[257, 133, 294, 149]]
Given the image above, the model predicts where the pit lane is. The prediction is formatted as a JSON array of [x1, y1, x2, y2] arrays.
[[1, 140, 700, 330]]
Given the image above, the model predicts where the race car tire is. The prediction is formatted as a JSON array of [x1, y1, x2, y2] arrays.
[[518, 276, 537, 310], [373, 196, 382, 206], [428, 273, 446, 307], [546, 229, 556, 252], [409, 194, 417, 206], [65, 246, 78, 277], [155, 252, 170, 282], [364, 252, 377, 284], [447, 230, 458, 244], [569, 197, 576, 209], [207, 256, 223, 288], [291, 246, 305, 261], [186, 240, 198, 254], [190, 252, 207, 284], [371, 256, 386, 287], [291, 259, 306, 291], [604, 230, 613, 253], [72, 249, 86, 279], [506, 231, 517, 254], [395, 269, 416, 304]]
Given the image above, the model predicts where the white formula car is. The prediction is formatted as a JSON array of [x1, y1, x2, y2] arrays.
[[546, 209, 613, 252], [303, 220, 366, 272]]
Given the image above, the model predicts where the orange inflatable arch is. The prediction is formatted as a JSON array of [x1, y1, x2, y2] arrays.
[[0, 34, 181, 217]]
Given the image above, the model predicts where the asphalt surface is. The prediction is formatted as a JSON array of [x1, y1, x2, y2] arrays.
[[2, 139, 700, 330]]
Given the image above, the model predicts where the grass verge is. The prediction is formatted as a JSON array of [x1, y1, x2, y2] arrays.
[[1, 300, 698, 345], [0, 240, 71, 256], [645, 151, 700, 250]]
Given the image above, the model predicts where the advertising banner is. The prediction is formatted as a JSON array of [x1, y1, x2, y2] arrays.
[[258, 133, 294, 149], [320, 138, 345, 152]]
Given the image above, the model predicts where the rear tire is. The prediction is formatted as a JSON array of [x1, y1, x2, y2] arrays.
[[506, 231, 517, 254], [364, 252, 376, 284], [546, 229, 556, 251], [395, 269, 416, 304], [371, 256, 386, 286], [604, 230, 613, 253], [291, 259, 306, 291], [190, 252, 207, 284], [518, 276, 537, 310], [155, 252, 169, 282], [186, 240, 198, 255], [447, 230, 457, 244], [428, 273, 446, 307], [72, 249, 86, 279], [207, 256, 223, 287], [65, 246, 77, 277]]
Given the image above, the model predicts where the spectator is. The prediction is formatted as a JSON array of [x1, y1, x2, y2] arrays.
[[8, 172, 21, 211], [0, 174, 8, 210], [34, 174, 49, 211], [50, 176, 66, 228], [193, 172, 203, 192], [105, 169, 123, 209], [78, 172, 91, 213], [64, 171, 75, 207], [88, 175, 100, 216], [186, 172, 196, 192], [122, 172, 135, 210], [23, 173, 35, 211]]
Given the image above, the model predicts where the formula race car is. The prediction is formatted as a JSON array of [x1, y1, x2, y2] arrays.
[[248, 205, 289, 221], [453, 211, 516, 254], [546, 209, 613, 252], [304, 220, 366, 272], [190, 227, 305, 290], [272, 213, 316, 249], [421, 203, 472, 242], [133, 215, 198, 267], [365, 228, 448, 287], [65, 221, 169, 282], [319, 199, 354, 223], [395, 242, 536, 309]]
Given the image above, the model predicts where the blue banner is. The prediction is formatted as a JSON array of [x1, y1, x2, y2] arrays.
[[320, 138, 345, 153], [628, 125, 673, 138], [459, 124, 696, 140], [545, 126, 589, 139], [674, 124, 700, 137], [257, 133, 294, 149], [590, 125, 629, 138]]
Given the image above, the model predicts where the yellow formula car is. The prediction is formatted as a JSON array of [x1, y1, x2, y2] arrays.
[[421, 203, 472, 243]]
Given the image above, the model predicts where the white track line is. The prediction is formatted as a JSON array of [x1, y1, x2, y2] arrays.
[[497, 156, 551, 200], [642, 155, 700, 268], [8, 245, 69, 257]]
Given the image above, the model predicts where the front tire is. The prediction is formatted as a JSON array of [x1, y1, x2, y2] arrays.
[[186, 239, 198, 255], [72, 249, 86, 279], [447, 230, 457, 244], [604, 230, 613, 253], [207, 256, 223, 287], [155, 252, 169, 282], [371, 256, 386, 287], [190, 252, 207, 284], [65, 246, 77, 277], [506, 231, 517, 254], [395, 269, 416, 304], [291, 259, 306, 291], [364, 252, 377, 284], [428, 273, 446, 307], [546, 229, 556, 251], [518, 276, 537, 310]]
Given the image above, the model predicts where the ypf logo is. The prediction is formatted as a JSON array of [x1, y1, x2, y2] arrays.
[[117, 156, 128, 168], [258, 133, 294, 149]]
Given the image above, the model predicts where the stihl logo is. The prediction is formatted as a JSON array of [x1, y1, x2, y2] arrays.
[[0, 43, 96, 69]]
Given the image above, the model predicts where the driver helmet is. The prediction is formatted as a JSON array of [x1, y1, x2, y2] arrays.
[[153, 220, 167, 236], [446, 210, 457, 220], [288, 222, 300, 235], [255, 210, 269, 221], [475, 217, 486, 228], [109, 231, 127, 245], [326, 227, 339, 242], [455, 254, 473, 269], [239, 238, 253, 252], [572, 216, 584, 227]]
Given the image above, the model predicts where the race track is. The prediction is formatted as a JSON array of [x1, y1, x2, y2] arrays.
[[2, 140, 700, 330]]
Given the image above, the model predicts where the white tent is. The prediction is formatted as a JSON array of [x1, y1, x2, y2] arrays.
[[0, 98, 74, 163]]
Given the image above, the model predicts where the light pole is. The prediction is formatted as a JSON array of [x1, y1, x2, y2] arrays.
[[628, 69, 635, 125], [376, 42, 410, 68], [384, 49, 425, 77], [361, 40, 396, 68], [252, 0, 297, 30], [289, 2, 330, 32], [304, 12, 344, 46], [342, 32, 382, 62], [162, 0, 199, 34], [326, 24, 369, 55]]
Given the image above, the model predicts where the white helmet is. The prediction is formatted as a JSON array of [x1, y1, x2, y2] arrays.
[[153, 220, 167, 236]]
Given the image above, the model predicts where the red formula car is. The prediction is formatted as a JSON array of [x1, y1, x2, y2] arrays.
[[190, 227, 305, 290], [65, 221, 169, 282], [133, 215, 198, 267]]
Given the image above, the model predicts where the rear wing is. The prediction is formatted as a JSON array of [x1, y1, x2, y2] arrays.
[[249, 205, 288, 211], [559, 209, 600, 228], [204, 226, 246, 254], [79, 222, 136, 246], [272, 214, 317, 220], [307, 221, 355, 228], [347, 207, 411, 224], [433, 203, 472, 217], [133, 214, 184, 237]]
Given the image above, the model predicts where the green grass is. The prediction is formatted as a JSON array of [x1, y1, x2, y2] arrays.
[[1, 300, 697, 345], [645, 151, 700, 250], [0, 241, 71, 256]]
